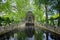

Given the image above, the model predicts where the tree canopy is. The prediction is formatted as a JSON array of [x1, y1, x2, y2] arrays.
[[0, 0, 60, 26]]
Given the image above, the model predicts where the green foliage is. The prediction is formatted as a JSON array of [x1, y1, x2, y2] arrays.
[[35, 29, 43, 40], [0, 16, 14, 26], [0, 0, 28, 24], [0, 0, 12, 12], [0, 0, 2, 2], [52, 14, 59, 19], [52, 0, 60, 11], [50, 0, 60, 26], [33, 7, 44, 22], [17, 31, 26, 40]]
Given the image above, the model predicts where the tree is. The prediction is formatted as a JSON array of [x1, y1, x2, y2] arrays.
[[34, 0, 55, 40], [51, 0, 60, 26]]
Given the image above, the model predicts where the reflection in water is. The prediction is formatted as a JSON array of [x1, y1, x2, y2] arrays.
[[43, 33, 46, 40], [5, 32, 54, 40], [9, 33, 17, 40], [26, 35, 35, 40], [48, 33, 53, 40], [14, 33, 17, 40], [43, 33, 54, 40], [26, 33, 53, 40], [9, 37, 14, 40]]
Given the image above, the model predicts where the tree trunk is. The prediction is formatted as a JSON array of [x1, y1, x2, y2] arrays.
[[45, 4, 48, 26], [45, 4, 48, 40]]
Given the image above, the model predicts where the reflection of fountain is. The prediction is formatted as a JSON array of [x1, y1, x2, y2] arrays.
[[9, 36, 14, 40], [26, 35, 35, 40], [9, 33, 17, 40]]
